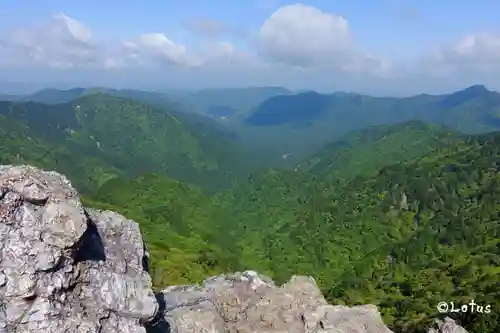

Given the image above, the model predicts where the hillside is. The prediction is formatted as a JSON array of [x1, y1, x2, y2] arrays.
[[303, 121, 463, 181], [235, 85, 500, 167], [215, 131, 500, 332], [81, 173, 240, 288], [9, 87, 248, 163], [1, 87, 498, 332], [0, 112, 120, 193], [0, 93, 240, 191], [18, 87, 88, 104], [77, 121, 499, 332]]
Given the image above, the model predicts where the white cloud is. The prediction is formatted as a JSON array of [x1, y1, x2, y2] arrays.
[[0, 12, 200, 70], [257, 4, 350, 67], [255, 3, 391, 76], [123, 33, 202, 68], [1, 12, 101, 69], [1, 6, 500, 93], [426, 33, 500, 77]]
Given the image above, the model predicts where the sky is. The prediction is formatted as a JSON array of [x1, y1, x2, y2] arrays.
[[1, 0, 500, 95]]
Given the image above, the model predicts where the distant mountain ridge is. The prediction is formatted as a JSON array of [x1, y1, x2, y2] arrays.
[[165, 86, 293, 122], [245, 91, 330, 126], [4, 84, 500, 170], [0, 93, 241, 192], [246, 84, 500, 128], [233, 84, 500, 167], [1, 83, 499, 332]]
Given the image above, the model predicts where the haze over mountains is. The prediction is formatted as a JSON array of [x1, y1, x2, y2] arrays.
[[6, 84, 500, 168], [2, 83, 500, 332], [3, 1, 500, 331]]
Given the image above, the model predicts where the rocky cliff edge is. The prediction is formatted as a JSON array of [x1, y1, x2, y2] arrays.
[[0, 165, 468, 333]]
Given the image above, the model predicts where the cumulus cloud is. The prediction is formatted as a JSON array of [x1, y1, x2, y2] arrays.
[[255, 4, 391, 76], [426, 33, 500, 76], [123, 33, 201, 68], [1, 12, 101, 69], [1, 5, 500, 93], [0, 12, 200, 70]]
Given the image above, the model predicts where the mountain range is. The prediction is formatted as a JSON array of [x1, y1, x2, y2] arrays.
[[1, 85, 499, 332], [7, 84, 500, 169], [0, 93, 243, 193], [236, 84, 500, 166]]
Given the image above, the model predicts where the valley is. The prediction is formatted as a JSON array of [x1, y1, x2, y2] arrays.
[[1, 86, 499, 332]]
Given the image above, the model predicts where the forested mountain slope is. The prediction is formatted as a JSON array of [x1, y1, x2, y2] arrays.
[[237, 85, 500, 167], [1, 88, 498, 333], [216, 131, 500, 332], [0, 112, 120, 193], [0, 93, 240, 191], [81, 174, 240, 288], [7, 87, 255, 173], [303, 121, 462, 181]]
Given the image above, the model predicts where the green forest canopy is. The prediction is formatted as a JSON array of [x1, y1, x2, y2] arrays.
[[1, 93, 499, 332]]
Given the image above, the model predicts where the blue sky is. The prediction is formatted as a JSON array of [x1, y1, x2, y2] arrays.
[[1, 0, 500, 94]]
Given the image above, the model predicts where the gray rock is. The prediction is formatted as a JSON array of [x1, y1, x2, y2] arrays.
[[427, 317, 469, 333], [0, 165, 158, 333], [160, 271, 396, 333]]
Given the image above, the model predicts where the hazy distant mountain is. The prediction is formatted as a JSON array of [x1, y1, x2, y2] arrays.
[[235, 85, 500, 167], [18, 88, 88, 104], [0, 93, 21, 101], [5, 84, 500, 170], [166, 87, 293, 121], [245, 91, 330, 126]]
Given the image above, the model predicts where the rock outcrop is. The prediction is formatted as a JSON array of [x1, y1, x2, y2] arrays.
[[0, 165, 157, 332], [154, 271, 394, 333], [427, 317, 469, 333], [0, 165, 470, 333]]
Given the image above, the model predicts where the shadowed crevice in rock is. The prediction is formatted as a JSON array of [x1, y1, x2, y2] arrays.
[[0, 186, 7, 200], [142, 241, 150, 272], [144, 293, 170, 333], [73, 212, 106, 263]]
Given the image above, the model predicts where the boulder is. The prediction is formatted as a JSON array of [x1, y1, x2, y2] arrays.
[[157, 271, 395, 333], [0, 165, 158, 333], [427, 317, 469, 333]]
